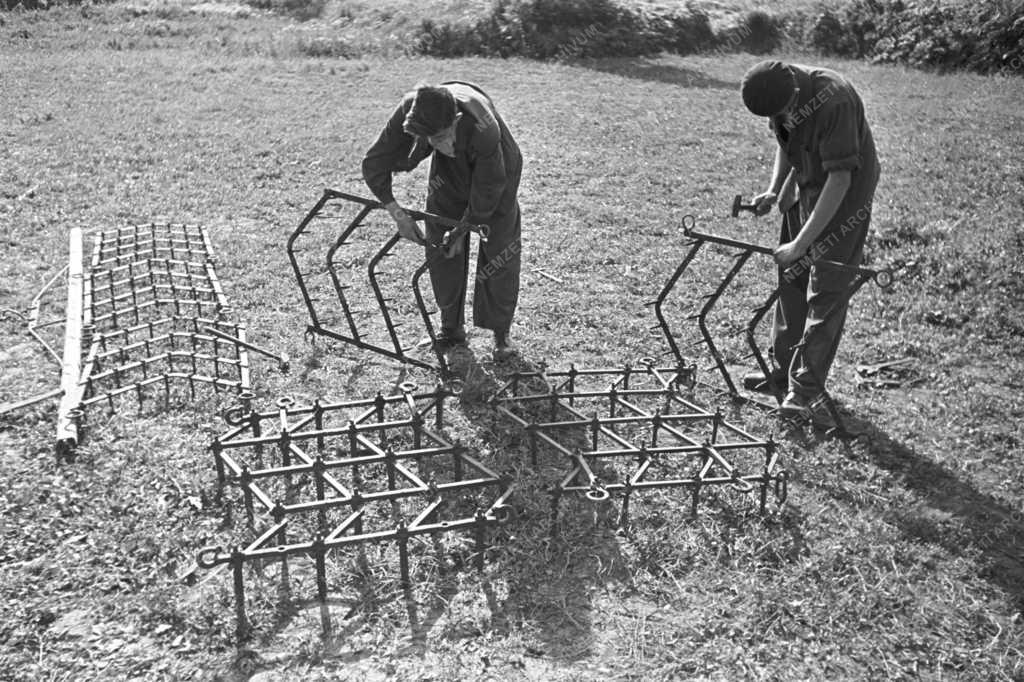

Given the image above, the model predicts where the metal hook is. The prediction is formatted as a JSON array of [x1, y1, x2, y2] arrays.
[[680, 214, 696, 235]]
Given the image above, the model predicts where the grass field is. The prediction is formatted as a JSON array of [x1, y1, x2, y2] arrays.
[[2, 3, 1024, 681]]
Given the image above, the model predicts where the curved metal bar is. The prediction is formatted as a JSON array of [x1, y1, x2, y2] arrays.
[[286, 190, 332, 329], [367, 233, 405, 356], [412, 258, 449, 375], [653, 239, 703, 367], [697, 250, 750, 396], [325, 204, 374, 341], [745, 289, 785, 404]]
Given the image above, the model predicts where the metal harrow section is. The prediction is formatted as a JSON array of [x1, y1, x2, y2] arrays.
[[653, 215, 898, 434], [197, 383, 514, 641], [56, 222, 254, 460], [287, 189, 488, 378], [491, 360, 786, 527]]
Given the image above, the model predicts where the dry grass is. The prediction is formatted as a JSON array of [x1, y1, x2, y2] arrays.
[[1, 3, 1023, 681]]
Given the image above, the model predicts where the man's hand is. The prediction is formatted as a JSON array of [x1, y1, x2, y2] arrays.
[[773, 240, 805, 267], [752, 191, 778, 216], [384, 201, 425, 244]]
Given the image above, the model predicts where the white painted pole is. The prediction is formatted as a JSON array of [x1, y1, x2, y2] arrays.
[[56, 226, 84, 460]]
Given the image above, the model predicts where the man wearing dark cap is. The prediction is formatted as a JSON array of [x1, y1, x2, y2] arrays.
[[739, 60, 879, 419], [362, 82, 523, 361]]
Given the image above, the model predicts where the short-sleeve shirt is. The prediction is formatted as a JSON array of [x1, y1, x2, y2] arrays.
[[771, 65, 879, 223]]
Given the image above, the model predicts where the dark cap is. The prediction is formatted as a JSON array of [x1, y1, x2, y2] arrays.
[[403, 85, 457, 137], [741, 61, 796, 117]]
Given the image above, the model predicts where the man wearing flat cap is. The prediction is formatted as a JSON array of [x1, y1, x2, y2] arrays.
[[362, 81, 523, 361], [740, 60, 879, 419]]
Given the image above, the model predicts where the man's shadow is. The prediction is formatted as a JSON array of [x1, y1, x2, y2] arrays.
[[796, 403, 1024, 611]]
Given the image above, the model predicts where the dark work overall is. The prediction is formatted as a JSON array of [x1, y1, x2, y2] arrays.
[[770, 66, 880, 398], [424, 82, 522, 335], [362, 81, 523, 336]]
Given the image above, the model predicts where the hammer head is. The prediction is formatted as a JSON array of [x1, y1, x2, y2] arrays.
[[732, 194, 757, 217]]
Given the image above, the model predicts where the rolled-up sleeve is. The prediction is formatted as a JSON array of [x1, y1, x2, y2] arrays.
[[816, 98, 862, 174], [362, 99, 416, 205], [463, 124, 507, 225]]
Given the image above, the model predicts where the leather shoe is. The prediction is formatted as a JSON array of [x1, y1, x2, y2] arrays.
[[742, 369, 786, 394], [493, 330, 517, 362]]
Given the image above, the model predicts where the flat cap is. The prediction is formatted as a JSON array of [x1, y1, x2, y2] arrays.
[[741, 60, 796, 117]]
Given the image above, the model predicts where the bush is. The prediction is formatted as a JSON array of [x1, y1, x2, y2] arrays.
[[968, 0, 1024, 72], [412, 0, 713, 60], [805, 10, 862, 58], [812, 0, 1024, 74], [720, 9, 783, 55], [643, 5, 714, 56]]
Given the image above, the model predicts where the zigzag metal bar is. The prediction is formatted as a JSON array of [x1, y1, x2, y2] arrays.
[[288, 190, 331, 329], [653, 216, 704, 367], [698, 249, 751, 396], [367, 233, 406, 358]]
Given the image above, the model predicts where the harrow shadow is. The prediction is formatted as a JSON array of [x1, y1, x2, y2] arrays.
[[444, 350, 630, 661], [450, 351, 789, 662]]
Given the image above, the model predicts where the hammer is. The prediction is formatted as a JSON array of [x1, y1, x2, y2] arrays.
[[731, 194, 759, 217]]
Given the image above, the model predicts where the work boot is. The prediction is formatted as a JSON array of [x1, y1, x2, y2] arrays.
[[778, 391, 836, 429], [742, 369, 787, 394], [777, 391, 810, 418], [433, 326, 466, 354], [492, 330, 517, 362]]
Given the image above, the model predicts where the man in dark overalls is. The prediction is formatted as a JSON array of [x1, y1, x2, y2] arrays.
[[740, 61, 880, 418], [362, 81, 523, 361]]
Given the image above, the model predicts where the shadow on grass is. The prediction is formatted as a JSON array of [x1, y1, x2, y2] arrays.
[[445, 348, 631, 662], [579, 57, 738, 90], [804, 408, 1024, 610]]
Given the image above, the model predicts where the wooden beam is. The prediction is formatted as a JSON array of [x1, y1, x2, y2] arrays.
[[55, 226, 84, 461]]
